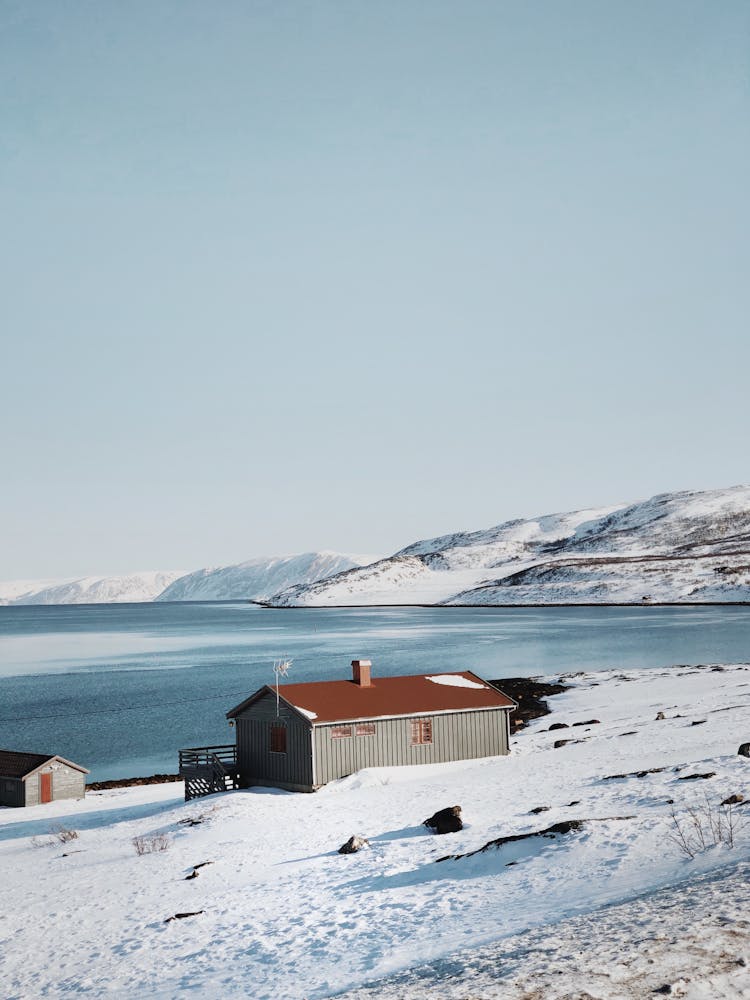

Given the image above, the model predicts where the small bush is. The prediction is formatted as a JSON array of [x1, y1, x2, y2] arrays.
[[668, 792, 747, 859], [132, 833, 171, 856], [50, 825, 78, 844]]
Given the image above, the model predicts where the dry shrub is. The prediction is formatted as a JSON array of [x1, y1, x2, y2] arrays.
[[669, 792, 747, 859], [132, 833, 171, 856], [50, 825, 79, 844]]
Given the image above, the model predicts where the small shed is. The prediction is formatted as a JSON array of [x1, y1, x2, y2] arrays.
[[226, 660, 515, 792], [0, 750, 89, 808]]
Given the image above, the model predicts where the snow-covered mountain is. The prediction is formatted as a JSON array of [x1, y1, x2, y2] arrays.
[[156, 552, 372, 603], [0, 553, 375, 607], [8, 571, 187, 606], [269, 486, 750, 606]]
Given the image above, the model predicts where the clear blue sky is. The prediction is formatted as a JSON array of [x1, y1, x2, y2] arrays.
[[2, 1, 748, 578]]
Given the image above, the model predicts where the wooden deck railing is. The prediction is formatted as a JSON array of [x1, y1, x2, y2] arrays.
[[178, 744, 239, 801], [178, 744, 237, 770]]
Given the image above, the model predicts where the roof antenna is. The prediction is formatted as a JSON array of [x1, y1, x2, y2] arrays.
[[273, 658, 293, 717]]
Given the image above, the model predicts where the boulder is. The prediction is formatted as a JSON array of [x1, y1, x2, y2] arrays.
[[424, 805, 463, 834], [572, 719, 601, 727], [554, 739, 571, 748], [548, 722, 569, 731], [655, 712, 666, 721], [721, 793, 744, 806], [338, 835, 369, 855], [738, 743, 750, 758]]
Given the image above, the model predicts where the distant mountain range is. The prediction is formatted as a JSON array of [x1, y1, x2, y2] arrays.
[[0, 553, 370, 607], [268, 486, 750, 606], [3, 486, 749, 607]]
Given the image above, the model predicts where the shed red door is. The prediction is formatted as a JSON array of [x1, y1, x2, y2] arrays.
[[40, 772, 52, 803]]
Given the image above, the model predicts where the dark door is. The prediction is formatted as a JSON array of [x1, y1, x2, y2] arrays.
[[40, 772, 52, 803]]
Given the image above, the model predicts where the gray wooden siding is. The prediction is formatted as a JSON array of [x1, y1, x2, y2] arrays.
[[25, 772, 40, 807], [313, 708, 510, 786], [50, 763, 86, 801], [24, 763, 86, 807], [235, 692, 313, 792]]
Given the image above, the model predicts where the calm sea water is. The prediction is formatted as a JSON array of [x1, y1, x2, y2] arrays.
[[1, 602, 748, 781]]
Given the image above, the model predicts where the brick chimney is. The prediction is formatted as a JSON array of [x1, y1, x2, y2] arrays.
[[352, 659, 372, 687]]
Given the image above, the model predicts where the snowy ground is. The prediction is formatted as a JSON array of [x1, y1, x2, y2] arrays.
[[2, 664, 749, 998]]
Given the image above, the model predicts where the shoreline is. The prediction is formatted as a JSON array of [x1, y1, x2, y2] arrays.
[[256, 600, 750, 609]]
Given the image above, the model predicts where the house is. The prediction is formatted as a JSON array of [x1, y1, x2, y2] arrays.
[[223, 659, 515, 793], [0, 750, 89, 808]]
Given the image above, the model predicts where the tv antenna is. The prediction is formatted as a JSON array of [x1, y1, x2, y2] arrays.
[[273, 657, 293, 716]]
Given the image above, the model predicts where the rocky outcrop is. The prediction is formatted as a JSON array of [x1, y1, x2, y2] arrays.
[[338, 835, 369, 855], [424, 806, 463, 834]]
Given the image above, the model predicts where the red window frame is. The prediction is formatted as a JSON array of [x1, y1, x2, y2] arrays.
[[331, 725, 353, 739], [410, 718, 433, 746], [269, 724, 287, 754]]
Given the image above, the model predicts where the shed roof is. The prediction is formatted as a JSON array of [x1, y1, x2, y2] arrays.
[[0, 750, 89, 779], [227, 671, 514, 725]]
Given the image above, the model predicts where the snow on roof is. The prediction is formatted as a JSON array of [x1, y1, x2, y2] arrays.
[[228, 671, 514, 724], [425, 674, 485, 689]]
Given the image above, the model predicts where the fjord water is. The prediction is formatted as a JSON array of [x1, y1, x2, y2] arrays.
[[1, 602, 748, 781]]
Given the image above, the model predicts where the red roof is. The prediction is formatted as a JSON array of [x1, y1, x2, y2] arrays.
[[228, 671, 514, 724]]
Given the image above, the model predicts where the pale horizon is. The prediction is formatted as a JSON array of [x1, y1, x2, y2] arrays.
[[2, 1, 748, 579]]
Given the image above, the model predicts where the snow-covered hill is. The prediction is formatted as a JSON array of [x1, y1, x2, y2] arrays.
[[156, 552, 373, 603], [2, 663, 749, 998], [0, 553, 376, 606], [8, 571, 187, 606], [269, 486, 750, 606], [0, 578, 75, 605]]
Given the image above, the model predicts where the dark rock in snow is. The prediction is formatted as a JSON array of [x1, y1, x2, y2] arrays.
[[529, 806, 550, 814], [603, 767, 665, 781], [655, 711, 666, 721], [338, 835, 369, 855], [572, 719, 601, 727], [438, 819, 586, 862], [424, 806, 463, 834], [548, 722, 570, 731], [488, 677, 568, 727], [554, 739, 571, 748], [164, 910, 204, 922], [738, 743, 750, 758], [721, 793, 744, 806], [690, 719, 707, 726], [677, 772, 716, 781]]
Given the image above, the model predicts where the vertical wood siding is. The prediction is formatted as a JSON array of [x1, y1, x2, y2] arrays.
[[24, 773, 40, 807], [235, 692, 313, 791], [50, 764, 86, 800], [314, 709, 510, 786], [0, 778, 24, 807]]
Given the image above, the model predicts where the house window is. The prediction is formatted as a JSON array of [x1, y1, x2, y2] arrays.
[[410, 718, 433, 746], [269, 724, 287, 754], [331, 725, 353, 739], [356, 723, 376, 736]]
